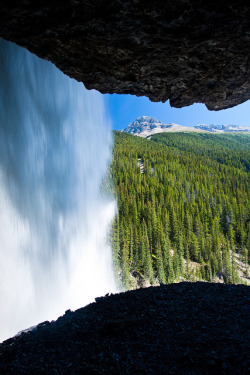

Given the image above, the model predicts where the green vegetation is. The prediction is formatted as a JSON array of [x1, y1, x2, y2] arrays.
[[110, 131, 250, 289]]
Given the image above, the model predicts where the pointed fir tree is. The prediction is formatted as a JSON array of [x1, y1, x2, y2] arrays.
[[121, 238, 131, 290], [155, 241, 166, 283], [162, 233, 175, 284]]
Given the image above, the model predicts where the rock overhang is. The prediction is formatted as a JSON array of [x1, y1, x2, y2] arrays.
[[1, 0, 250, 110]]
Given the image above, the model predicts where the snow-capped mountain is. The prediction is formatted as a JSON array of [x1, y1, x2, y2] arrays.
[[121, 116, 198, 137], [121, 117, 250, 137], [194, 124, 250, 132]]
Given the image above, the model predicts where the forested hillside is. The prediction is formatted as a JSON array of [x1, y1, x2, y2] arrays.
[[110, 131, 250, 289]]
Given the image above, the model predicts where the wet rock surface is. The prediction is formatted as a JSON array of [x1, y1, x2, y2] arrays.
[[0, 282, 249, 374], [1, 1, 250, 110]]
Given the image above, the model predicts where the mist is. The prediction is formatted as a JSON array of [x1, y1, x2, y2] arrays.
[[0, 39, 117, 341]]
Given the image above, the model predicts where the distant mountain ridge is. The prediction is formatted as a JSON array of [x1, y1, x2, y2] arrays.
[[194, 124, 250, 132], [121, 116, 250, 137]]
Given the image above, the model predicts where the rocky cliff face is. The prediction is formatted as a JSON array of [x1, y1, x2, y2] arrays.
[[1, 1, 250, 110]]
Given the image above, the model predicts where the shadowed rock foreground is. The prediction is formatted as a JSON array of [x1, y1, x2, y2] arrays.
[[0, 282, 249, 374], [1, 1, 250, 110]]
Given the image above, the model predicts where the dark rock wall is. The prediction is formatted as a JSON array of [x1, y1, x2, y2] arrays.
[[1, 1, 250, 109]]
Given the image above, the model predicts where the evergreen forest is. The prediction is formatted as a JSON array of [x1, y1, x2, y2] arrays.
[[110, 131, 250, 289]]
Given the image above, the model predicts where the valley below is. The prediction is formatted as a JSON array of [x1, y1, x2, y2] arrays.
[[111, 128, 250, 289]]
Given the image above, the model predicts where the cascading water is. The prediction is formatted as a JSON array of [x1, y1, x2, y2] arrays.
[[0, 39, 117, 342]]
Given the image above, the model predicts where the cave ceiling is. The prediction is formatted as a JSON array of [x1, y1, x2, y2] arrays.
[[1, 0, 250, 110]]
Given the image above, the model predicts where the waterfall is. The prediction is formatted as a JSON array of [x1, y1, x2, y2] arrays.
[[0, 39, 117, 342]]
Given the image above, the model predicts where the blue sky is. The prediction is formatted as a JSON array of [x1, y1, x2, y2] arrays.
[[104, 93, 250, 131]]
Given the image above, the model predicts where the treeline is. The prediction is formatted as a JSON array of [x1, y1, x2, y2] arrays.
[[110, 131, 250, 289]]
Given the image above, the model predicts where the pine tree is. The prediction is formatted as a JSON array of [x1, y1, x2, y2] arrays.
[[189, 232, 200, 262], [155, 241, 166, 283], [162, 233, 174, 283], [111, 216, 121, 285], [143, 234, 155, 285], [121, 238, 131, 289]]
